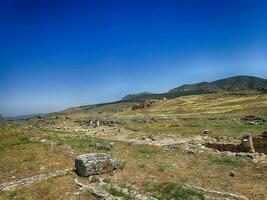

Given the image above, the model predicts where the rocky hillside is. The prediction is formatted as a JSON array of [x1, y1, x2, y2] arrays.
[[122, 92, 153, 101], [169, 75, 267, 92], [122, 75, 267, 101]]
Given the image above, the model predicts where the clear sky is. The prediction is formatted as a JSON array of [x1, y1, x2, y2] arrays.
[[0, 0, 267, 116]]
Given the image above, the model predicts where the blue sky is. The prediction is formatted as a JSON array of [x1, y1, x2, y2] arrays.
[[0, 0, 267, 116]]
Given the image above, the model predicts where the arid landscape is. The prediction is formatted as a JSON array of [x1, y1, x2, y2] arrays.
[[1, 1, 267, 199], [1, 76, 267, 200]]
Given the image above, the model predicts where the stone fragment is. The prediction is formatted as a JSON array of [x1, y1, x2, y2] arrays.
[[141, 136, 147, 140], [203, 129, 211, 134], [167, 143, 181, 150], [262, 130, 267, 138], [75, 153, 119, 177], [241, 133, 255, 153], [148, 134, 156, 141], [229, 171, 235, 177]]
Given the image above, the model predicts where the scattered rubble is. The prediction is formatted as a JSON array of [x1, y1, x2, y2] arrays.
[[241, 115, 265, 125], [74, 177, 158, 200], [141, 135, 157, 142], [204, 133, 267, 155], [74, 175, 249, 200], [132, 99, 158, 110], [75, 153, 119, 177], [184, 184, 249, 200], [94, 142, 114, 151], [186, 148, 196, 155], [166, 143, 181, 150], [261, 130, 267, 138]]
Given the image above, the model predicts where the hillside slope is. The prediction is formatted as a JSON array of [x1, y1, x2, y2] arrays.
[[169, 75, 267, 92], [123, 75, 267, 101]]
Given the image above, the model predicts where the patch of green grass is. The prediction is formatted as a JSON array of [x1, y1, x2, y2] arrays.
[[138, 147, 161, 155], [157, 164, 167, 172], [144, 182, 204, 200], [137, 147, 162, 159], [60, 137, 111, 152], [209, 157, 244, 166], [16, 135, 31, 143], [109, 187, 132, 200], [7, 190, 18, 199]]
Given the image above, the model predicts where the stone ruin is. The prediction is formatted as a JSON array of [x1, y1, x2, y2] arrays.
[[76, 119, 101, 127], [132, 99, 158, 110], [75, 153, 119, 177], [76, 119, 121, 128], [241, 115, 265, 125], [204, 132, 267, 155], [132, 104, 143, 110]]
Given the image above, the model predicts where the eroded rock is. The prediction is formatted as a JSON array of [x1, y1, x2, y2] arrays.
[[75, 153, 119, 176], [166, 143, 181, 150], [203, 129, 211, 134], [241, 133, 255, 153]]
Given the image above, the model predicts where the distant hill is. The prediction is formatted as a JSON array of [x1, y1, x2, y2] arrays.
[[170, 75, 267, 92], [122, 92, 153, 101], [3, 113, 47, 121], [122, 75, 267, 101], [56, 75, 267, 114]]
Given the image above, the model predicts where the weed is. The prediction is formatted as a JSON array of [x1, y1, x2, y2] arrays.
[[109, 187, 132, 200], [158, 164, 167, 172], [8, 190, 17, 199], [118, 161, 126, 170]]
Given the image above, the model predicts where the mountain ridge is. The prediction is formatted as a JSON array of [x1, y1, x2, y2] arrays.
[[122, 75, 267, 101]]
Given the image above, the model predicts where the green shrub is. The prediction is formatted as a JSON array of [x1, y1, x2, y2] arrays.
[[158, 164, 167, 172], [109, 187, 132, 200]]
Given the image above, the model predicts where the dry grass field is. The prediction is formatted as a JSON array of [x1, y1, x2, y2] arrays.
[[0, 92, 266, 199]]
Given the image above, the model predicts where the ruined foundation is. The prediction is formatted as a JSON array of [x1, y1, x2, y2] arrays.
[[204, 133, 267, 154]]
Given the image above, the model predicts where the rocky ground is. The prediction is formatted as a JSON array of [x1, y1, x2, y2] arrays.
[[0, 93, 266, 199]]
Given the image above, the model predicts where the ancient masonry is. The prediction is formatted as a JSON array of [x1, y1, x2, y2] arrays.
[[75, 153, 119, 176], [132, 99, 158, 110]]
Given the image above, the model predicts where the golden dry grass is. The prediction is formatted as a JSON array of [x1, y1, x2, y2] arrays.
[[0, 173, 99, 200], [0, 129, 73, 183], [119, 93, 267, 117], [1, 92, 266, 199], [109, 142, 267, 200]]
